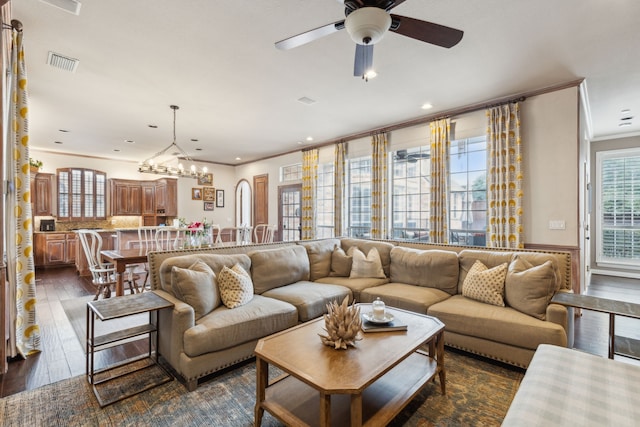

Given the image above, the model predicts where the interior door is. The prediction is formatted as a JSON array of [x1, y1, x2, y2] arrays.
[[253, 174, 269, 227], [278, 184, 302, 242]]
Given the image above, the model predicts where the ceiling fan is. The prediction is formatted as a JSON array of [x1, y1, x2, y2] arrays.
[[394, 149, 430, 162], [275, 0, 464, 78]]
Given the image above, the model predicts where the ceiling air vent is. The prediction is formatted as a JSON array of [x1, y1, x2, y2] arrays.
[[39, 0, 82, 15], [47, 51, 79, 73]]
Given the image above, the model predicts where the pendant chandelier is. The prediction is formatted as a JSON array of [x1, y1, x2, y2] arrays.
[[138, 105, 208, 179]]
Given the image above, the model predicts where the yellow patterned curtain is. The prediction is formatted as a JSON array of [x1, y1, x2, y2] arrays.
[[301, 149, 318, 240], [486, 103, 524, 248], [334, 143, 346, 237], [429, 118, 451, 244], [371, 133, 388, 239], [6, 28, 40, 357]]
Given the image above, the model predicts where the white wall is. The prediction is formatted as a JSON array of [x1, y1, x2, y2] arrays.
[[33, 86, 582, 248]]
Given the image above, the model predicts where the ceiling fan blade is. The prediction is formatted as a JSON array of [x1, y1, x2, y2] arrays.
[[390, 14, 463, 48], [353, 43, 374, 77], [386, 0, 408, 11], [275, 20, 345, 50]]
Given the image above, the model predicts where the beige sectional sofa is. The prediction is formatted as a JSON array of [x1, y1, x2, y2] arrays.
[[148, 238, 573, 390]]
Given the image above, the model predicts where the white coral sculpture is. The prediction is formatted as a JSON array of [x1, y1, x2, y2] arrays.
[[319, 296, 363, 350]]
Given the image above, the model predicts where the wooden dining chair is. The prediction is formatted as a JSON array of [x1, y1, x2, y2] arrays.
[[77, 230, 139, 299], [136, 226, 157, 290], [254, 224, 276, 244], [155, 227, 188, 250]]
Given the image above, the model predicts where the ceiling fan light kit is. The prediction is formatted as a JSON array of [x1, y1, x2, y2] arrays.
[[275, 0, 464, 79], [345, 7, 391, 45]]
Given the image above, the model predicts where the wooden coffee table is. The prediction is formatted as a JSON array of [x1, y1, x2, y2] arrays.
[[254, 305, 445, 427]]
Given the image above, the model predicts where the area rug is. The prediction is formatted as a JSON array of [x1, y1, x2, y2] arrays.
[[0, 349, 523, 426], [61, 296, 149, 351]]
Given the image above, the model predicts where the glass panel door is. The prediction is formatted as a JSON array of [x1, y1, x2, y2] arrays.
[[278, 184, 301, 242]]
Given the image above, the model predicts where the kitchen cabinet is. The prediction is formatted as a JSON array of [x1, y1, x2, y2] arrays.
[[154, 178, 177, 216], [34, 232, 77, 267], [32, 173, 54, 216], [109, 179, 142, 216]]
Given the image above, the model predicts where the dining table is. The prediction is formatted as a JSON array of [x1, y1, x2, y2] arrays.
[[100, 248, 150, 297]]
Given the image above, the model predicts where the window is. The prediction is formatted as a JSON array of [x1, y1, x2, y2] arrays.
[[596, 148, 640, 267], [391, 147, 431, 241], [57, 168, 106, 221], [316, 162, 335, 238], [449, 136, 487, 246], [347, 156, 372, 238], [280, 163, 302, 182]]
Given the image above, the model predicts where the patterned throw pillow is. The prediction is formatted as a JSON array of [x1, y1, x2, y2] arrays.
[[349, 246, 386, 279], [329, 245, 353, 277], [462, 260, 508, 306], [218, 263, 254, 309], [171, 260, 219, 320]]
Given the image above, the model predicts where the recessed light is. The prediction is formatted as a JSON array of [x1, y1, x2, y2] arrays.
[[306, 136, 313, 142], [235, 157, 241, 161], [297, 97, 317, 105], [54, 141, 63, 144], [619, 122, 632, 127], [195, 147, 202, 151], [421, 103, 433, 110], [191, 139, 199, 142], [113, 149, 120, 152], [59, 129, 70, 133], [620, 116, 634, 121], [124, 139, 135, 144], [621, 109, 631, 114], [148, 124, 158, 128]]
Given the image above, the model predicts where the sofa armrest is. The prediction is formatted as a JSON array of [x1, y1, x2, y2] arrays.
[[546, 289, 574, 348], [155, 289, 195, 372]]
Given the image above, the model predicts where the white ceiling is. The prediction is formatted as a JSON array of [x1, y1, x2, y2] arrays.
[[11, 0, 640, 166]]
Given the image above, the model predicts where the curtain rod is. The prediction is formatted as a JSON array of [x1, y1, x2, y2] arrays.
[[2, 19, 22, 32]]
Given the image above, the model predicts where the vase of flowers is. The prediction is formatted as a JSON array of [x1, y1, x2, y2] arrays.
[[185, 219, 213, 248], [29, 158, 43, 173]]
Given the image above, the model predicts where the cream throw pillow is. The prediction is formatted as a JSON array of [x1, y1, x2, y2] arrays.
[[505, 256, 557, 320], [462, 260, 507, 306], [171, 260, 219, 320], [349, 246, 386, 279], [329, 245, 353, 277], [218, 263, 254, 309]]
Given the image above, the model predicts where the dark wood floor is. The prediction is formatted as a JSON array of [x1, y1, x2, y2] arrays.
[[1, 267, 639, 398]]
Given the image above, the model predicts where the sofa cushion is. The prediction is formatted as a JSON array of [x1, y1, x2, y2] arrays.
[[171, 260, 220, 319], [183, 295, 298, 357], [298, 239, 340, 281], [349, 247, 385, 279], [262, 281, 352, 322], [428, 295, 567, 350], [462, 260, 507, 306], [218, 264, 254, 309], [505, 255, 557, 320], [389, 246, 459, 295], [360, 283, 451, 314], [457, 250, 513, 294], [315, 276, 388, 302], [250, 245, 310, 294], [159, 253, 251, 296], [340, 238, 395, 277], [329, 245, 352, 277]]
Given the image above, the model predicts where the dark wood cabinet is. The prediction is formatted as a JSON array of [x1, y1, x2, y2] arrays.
[[32, 173, 54, 216], [141, 183, 155, 215], [35, 232, 77, 267], [109, 179, 142, 216], [154, 178, 177, 216]]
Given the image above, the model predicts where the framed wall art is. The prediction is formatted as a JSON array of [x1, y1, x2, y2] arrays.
[[197, 173, 213, 186], [204, 202, 215, 211], [216, 189, 225, 207], [203, 186, 215, 202], [191, 187, 202, 200]]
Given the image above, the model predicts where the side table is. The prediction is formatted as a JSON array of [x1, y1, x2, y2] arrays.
[[551, 292, 640, 360], [86, 291, 174, 407]]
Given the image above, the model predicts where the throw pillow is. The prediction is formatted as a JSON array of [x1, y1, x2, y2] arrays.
[[349, 246, 386, 279], [218, 263, 254, 309], [462, 260, 507, 306], [171, 260, 219, 320], [329, 245, 353, 277], [505, 256, 557, 320]]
